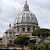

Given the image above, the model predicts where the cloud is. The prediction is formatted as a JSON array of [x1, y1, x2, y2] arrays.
[[37, 0, 50, 5], [29, 0, 50, 29], [0, 0, 22, 37], [0, 0, 50, 37]]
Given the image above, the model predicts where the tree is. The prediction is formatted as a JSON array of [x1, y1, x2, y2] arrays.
[[28, 43, 39, 50], [28, 43, 34, 50], [32, 28, 50, 38], [13, 35, 30, 50], [12, 48, 16, 50]]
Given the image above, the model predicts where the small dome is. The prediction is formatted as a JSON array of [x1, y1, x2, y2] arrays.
[[14, 1, 38, 24]]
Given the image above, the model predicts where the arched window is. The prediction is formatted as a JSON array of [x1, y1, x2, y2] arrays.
[[33, 26, 35, 30], [27, 28, 30, 32], [28, 17, 29, 19], [10, 32, 11, 34], [22, 28, 25, 32], [31, 14, 32, 15], [32, 17, 33, 19], [9, 40, 12, 44], [10, 36, 11, 39], [24, 13, 25, 14]]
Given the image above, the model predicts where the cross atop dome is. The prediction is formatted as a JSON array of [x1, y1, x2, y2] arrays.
[[9, 23, 11, 27], [25, 0, 27, 5], [23, 0, 29, 11]]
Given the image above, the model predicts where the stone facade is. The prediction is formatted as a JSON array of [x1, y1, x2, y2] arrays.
[[0, 1, 39, 48]]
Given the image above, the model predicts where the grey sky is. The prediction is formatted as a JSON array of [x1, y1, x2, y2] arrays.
[[0, 0, 50, 37]]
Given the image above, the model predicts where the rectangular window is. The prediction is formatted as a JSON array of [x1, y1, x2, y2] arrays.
[[10, 32, 11, 34], [9, 36, 11, 39], [33, 26, 35, 30], [27, 28, 30, 32], [9, 40, 12, 44], [23, 28, 25, 31]]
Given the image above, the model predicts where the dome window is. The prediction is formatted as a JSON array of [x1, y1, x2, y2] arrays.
[[10, 36, 11, 38], [32, 17, 33, 19], [22, 28, 25, 32], [31, 14, 32, 15], [9, 40, 12, 44], [28, 17, 29, 19], [27, 28, 30, 32], [24, 13, 25, 14], [33, 26, 35, 30], [33, 28, 34, 30], [23, 17, 25, 19], [10, 32, 11, 34]]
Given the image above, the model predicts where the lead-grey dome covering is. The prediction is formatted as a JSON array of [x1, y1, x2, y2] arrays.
[[14, 1, 38, 24]]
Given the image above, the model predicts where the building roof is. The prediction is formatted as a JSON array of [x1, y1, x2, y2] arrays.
[[14, 1, 38, 24], [0, 37, 2, 40]]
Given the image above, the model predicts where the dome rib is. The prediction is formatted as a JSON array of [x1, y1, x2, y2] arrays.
[[14, 1, 38, 25]]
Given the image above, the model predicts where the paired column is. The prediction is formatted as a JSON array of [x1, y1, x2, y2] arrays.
[[31, 26, 33, 32], [25, 26, 27, 32], [19, 26, 21, 33]]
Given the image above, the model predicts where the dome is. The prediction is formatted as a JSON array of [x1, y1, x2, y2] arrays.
[[14, 1, 38, 25]]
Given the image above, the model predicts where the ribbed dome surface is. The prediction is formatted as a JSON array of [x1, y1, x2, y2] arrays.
[[14, 1, 38, 24]]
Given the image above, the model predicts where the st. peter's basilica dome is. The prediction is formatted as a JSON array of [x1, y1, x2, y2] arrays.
[[14, 1, 38, 25]]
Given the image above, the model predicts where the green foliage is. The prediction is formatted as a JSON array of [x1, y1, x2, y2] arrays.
[[28, 42, 50, 50], [47, 48, 50, 50], [12, 48, 16, 50], [13, 35, 30, 46], [29, 39, 36, 44], [32, 28, 50, 37], [28, 43, 39, 50], [28, 43, 34, 50]]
